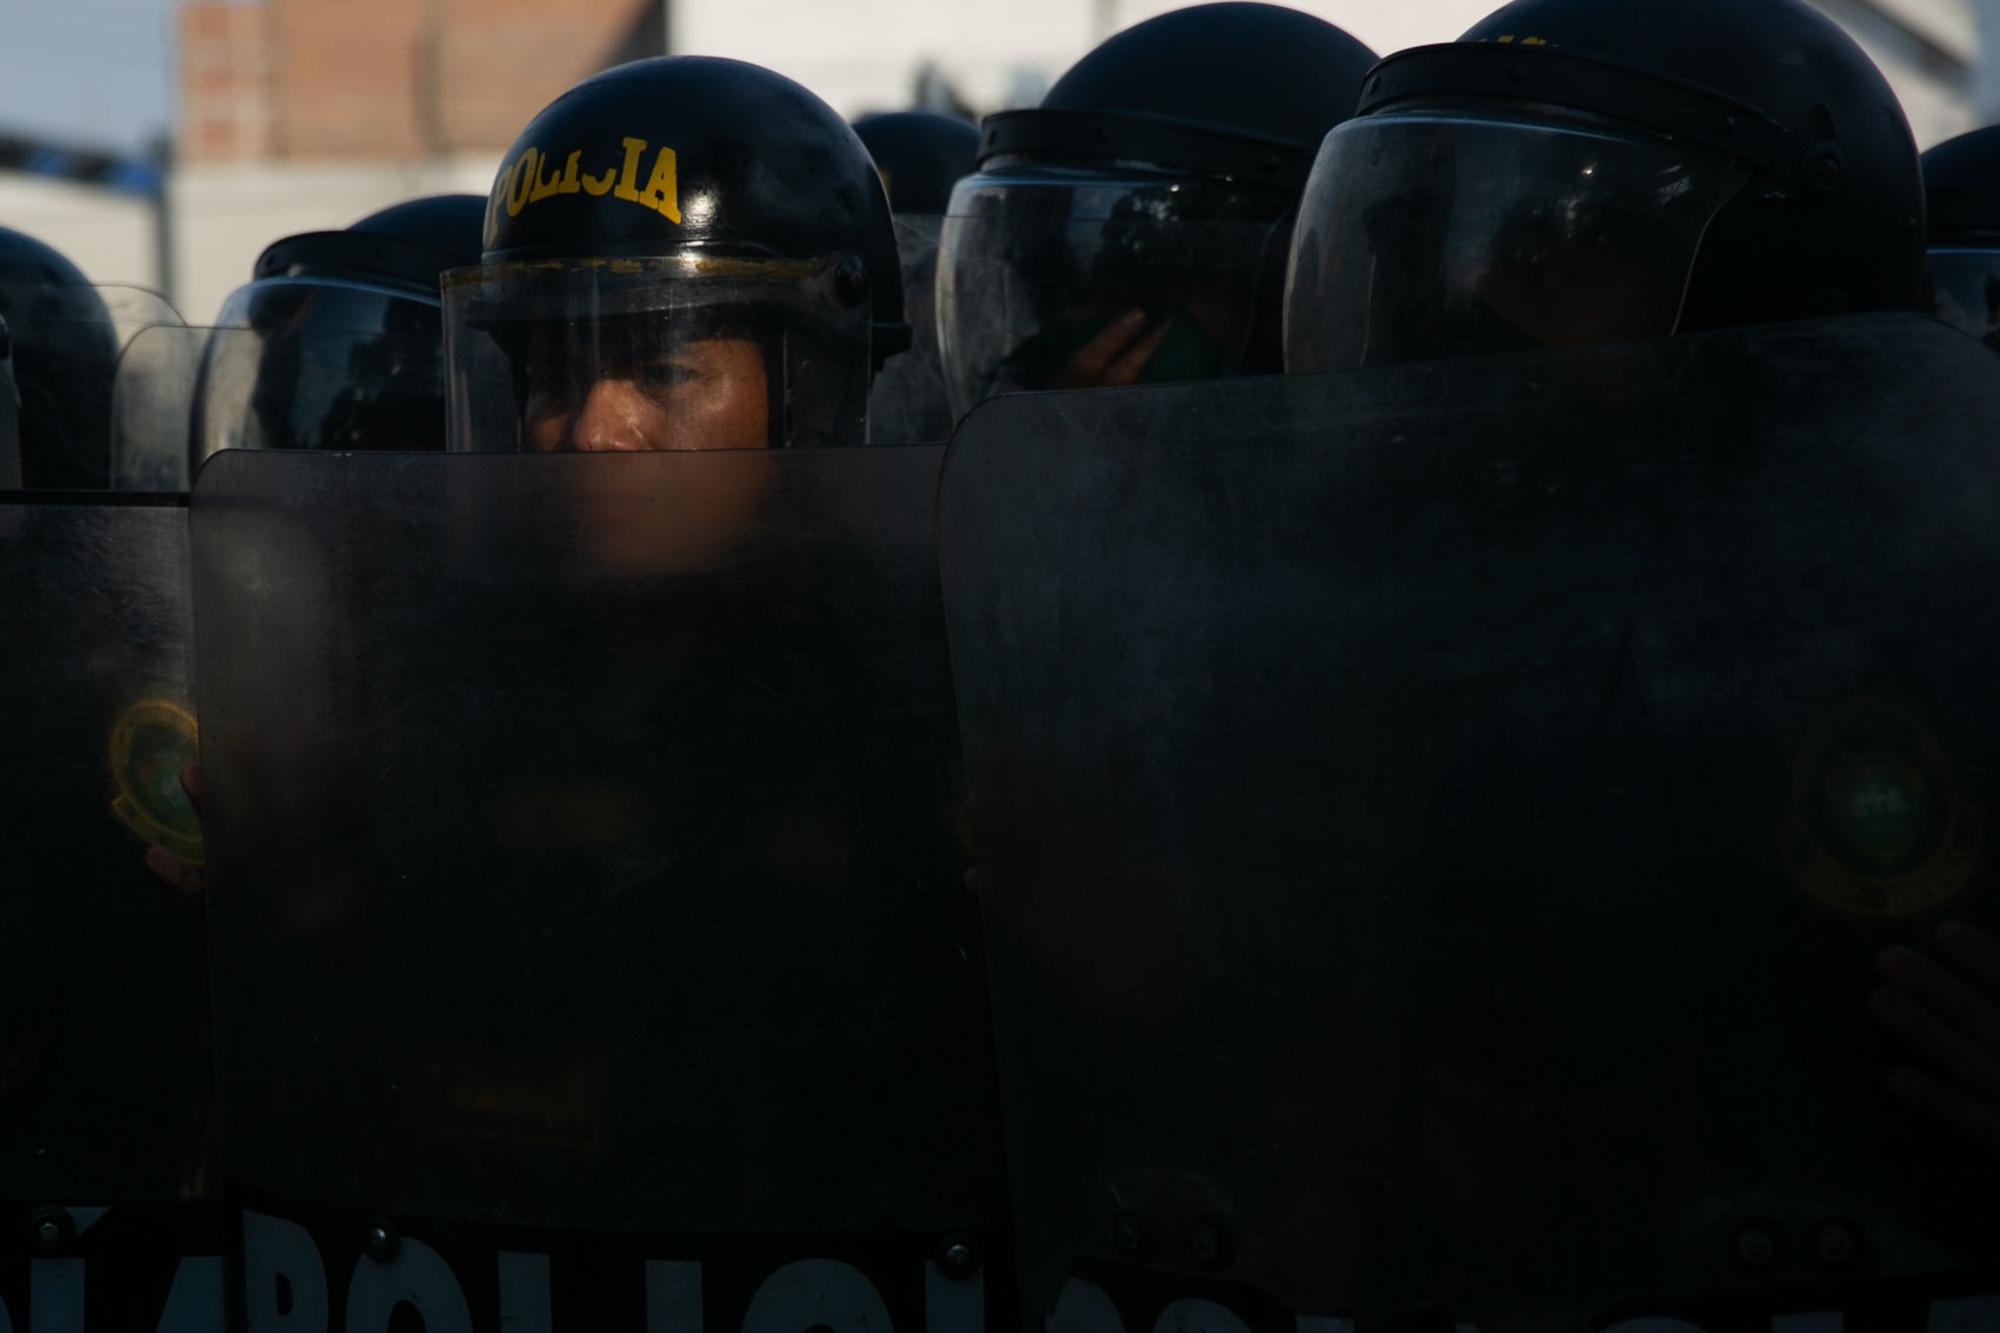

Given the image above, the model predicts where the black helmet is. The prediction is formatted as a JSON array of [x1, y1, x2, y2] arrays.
[[1922, 126, 2000, 350], [0, 227, 159, 488], [240, 194, 486, 301], [446, 56, 906, 453], [936, 2, 1376, 416], [1285, 0, 1925, 372], [853, 111, 980, 444], [853, 111, 980, 217], [192, 194, 485, 463]]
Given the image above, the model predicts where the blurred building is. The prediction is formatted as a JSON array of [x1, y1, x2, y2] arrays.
[[168, 0, 664, 321], [0, 0, 1991, 318]]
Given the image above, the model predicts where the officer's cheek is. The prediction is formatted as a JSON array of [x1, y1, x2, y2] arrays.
[[669, 338, 770, 451]]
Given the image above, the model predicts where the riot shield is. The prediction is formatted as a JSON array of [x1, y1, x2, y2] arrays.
[[1, 285, 182, 489], [111, 326, 209, 492], [191, 447, 1003, 1330], [0, 349, 21, 490], [0, 492, 220, 1329], [869, 217, 955, 447], [111, 321, 451, 493], [940, 313, 2000, 1332], [189, 324, 449, 459]]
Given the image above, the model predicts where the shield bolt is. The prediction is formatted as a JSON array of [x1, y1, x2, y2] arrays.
[[30, 1207, 71, 1251], [1815, 1220, 1857, 1268], [1111, 1211, 1145, 1256], [1189, 1217, 1232, 1268], [363, 1218, 399, 1263], [1734, 1225, 1778, 1270], [936, 1237, 981, 1280]]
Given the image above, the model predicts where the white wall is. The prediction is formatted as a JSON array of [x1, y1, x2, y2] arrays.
[[169, 153, 498, 325], [0, 154, 500, 325], [0, 175, 155, 288]]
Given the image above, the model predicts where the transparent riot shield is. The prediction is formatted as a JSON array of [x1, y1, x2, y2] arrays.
[[0, 285, 182, 490], [0, 349, 21, 490], [940, 313, 2000, 1333], [0, 493, 221, 1328], [191, 447, 1002, 1330], [189, 325, 449, 460], [111, 325, 209, 493], [869, 217, 955, 446], [111, 321, 451, 493]]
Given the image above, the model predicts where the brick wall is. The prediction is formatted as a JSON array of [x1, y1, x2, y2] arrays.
[[181, 2, 274, 163], [181, 0, 651, 164]]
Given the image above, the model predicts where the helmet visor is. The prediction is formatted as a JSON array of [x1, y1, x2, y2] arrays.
[[1283, 110, 1753, 373], [186, 276, 451, 462], [937, 167, 1295, 417], [1929, 248, 2000, 352], [443, 254, 871, 453], [870, 215, 953, 445]]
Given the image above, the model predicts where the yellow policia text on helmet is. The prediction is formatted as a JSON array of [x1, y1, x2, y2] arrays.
[[488, 136, 682, 245]]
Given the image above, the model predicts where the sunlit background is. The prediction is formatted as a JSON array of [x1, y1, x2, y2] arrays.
[[0, 0, 1987, 323]]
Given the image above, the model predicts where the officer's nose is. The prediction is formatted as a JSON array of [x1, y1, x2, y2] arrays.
[[570, 379, 656, 453]]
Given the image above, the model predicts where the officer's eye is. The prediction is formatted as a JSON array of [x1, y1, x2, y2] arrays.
[[639, 357, 702, 393]]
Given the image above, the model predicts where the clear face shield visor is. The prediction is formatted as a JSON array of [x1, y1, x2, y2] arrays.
[[1283, 108, 1754, 373], [1928, 248, 2000, 351], [937, 166, 1297, 416], [195, 276, 450, 459], [443, 255, 872, 454]]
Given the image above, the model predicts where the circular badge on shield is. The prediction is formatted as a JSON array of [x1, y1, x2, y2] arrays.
[[109, 697, 203, 866], [1779, 702, 1981, 917]]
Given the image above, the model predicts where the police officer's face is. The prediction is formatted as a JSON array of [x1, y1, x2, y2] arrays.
[[524, 337, 770, 452]]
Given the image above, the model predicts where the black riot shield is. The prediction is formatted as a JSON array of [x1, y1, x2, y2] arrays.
[[940, 314, 2000, 1333], [191, 447, 1003, 1332], [0, 493, 220, 1330]]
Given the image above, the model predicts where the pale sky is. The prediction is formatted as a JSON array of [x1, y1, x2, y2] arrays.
[[0, 0, 174, 158]]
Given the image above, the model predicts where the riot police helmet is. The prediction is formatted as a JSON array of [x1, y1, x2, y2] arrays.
[[1284, 0, 1926, 372], [936, 2, 1377, 415], [445, 56, 907, 453], [195, 193, 485, 458], [853, 110, 980, 443], [0, 227, 128, 487], [853, 111, 981, 217], [1921, 126, 2000, 350]]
